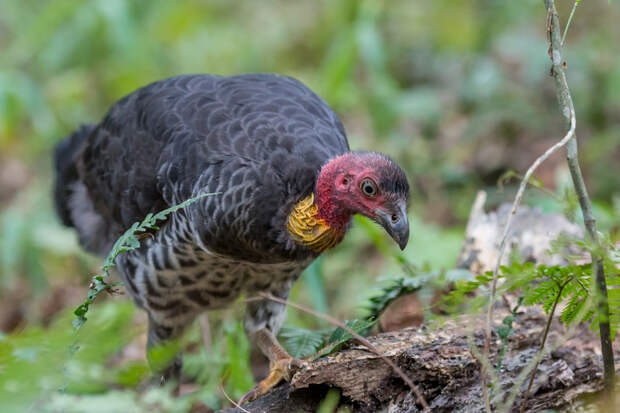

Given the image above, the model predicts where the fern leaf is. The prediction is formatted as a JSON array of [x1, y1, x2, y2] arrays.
[[365, 277, 422, 322], [280, 327, 327, 358], [317, 319, 375, 358], [73, 192, 218, 330]]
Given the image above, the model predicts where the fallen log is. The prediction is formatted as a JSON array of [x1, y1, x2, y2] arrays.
[[219, 307, 616, 412]]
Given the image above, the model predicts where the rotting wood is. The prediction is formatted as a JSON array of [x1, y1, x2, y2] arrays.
[[219, 307, 617, 412]]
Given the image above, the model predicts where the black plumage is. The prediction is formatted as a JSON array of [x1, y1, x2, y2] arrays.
[[62, 74, 348, 261], [54, 73, 409, 398]]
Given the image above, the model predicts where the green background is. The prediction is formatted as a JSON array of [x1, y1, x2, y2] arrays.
[[0, 1, 618, 411]]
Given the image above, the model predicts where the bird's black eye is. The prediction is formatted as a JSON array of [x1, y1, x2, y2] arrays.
[[360, 179, 377, 197]]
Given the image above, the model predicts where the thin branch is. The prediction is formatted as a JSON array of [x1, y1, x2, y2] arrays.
[[500, 3, 615, 409], [219, 383, 251, 413], [479, 1, 588, 402], [545, 0, 615, 393], [480, 87, 576, 408], [519, 278, 572, 413], [561, 1, 580, 46], [248, 292, 431, 412]]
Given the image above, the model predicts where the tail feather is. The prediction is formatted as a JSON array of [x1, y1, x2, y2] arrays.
[[53, 124, 94, 227]]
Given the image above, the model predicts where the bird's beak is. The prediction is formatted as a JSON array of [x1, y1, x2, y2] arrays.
[[374, 201, 410, 250]]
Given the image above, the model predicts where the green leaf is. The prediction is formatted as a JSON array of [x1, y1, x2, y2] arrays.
[[365, 275, 425, 323], [73, 192, 218, 330], [280, 327, 327, 358], [318, 318, 375, 358]]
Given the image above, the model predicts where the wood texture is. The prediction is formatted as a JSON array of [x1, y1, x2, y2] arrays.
[[219, 307, 616, 412]]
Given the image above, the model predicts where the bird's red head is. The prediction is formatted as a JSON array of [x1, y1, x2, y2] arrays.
[[315, 152, 410, 250]]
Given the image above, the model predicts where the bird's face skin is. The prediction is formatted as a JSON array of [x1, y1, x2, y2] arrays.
[[315, 152, 410, 250]]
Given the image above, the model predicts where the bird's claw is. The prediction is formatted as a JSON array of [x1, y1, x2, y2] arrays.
[[288, 357, 304, 371], [238, 356, 304, 405]]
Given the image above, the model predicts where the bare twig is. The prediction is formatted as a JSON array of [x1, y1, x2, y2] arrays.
[[561, 1, 580, 46], [519, 277, 572, 413], [480, 2, 588, 405], [481, 84, 576, 410], [247, 292, 431, 412], [219, 383, 250, 413], [498, 4, 615, 409], [545, 0, 615, 393]]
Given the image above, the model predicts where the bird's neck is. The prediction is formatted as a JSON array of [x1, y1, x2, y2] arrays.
[[287, 193, 347, 253], [314, 154, 354, 231], [287, 155, 354, 252]]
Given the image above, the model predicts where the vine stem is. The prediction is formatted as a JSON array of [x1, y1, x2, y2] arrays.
[[545, 0, 615, 394], [519, 278, 571, 413]]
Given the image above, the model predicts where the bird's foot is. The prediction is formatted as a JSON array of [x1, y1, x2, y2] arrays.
[[238, 356, 303, 404]]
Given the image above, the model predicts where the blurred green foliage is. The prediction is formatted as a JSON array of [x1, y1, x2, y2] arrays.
[[1, 0, 619, 411], [1, 301, 136, 412]]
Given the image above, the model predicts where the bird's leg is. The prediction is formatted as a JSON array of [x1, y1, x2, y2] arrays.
[[238, 328, 302, 404], [239, 284, 304, 404], [248, 342, 270, 382], [147, 314, 183, 388]]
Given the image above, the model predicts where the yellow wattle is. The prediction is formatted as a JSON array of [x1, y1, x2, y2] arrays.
[[287, 193, 342, 253]]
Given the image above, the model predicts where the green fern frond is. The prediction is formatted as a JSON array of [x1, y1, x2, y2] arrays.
[[365, 277, 423, 322], [500, 262, 539, 292], [521, 278, 557, 307], [559, 289, 589, 325], [446, 271, 495, 303], [73, 192, 218, 330], [317, 318, 376, 358], [280, 327, 329, 358], [280, 318, 375, 360]]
